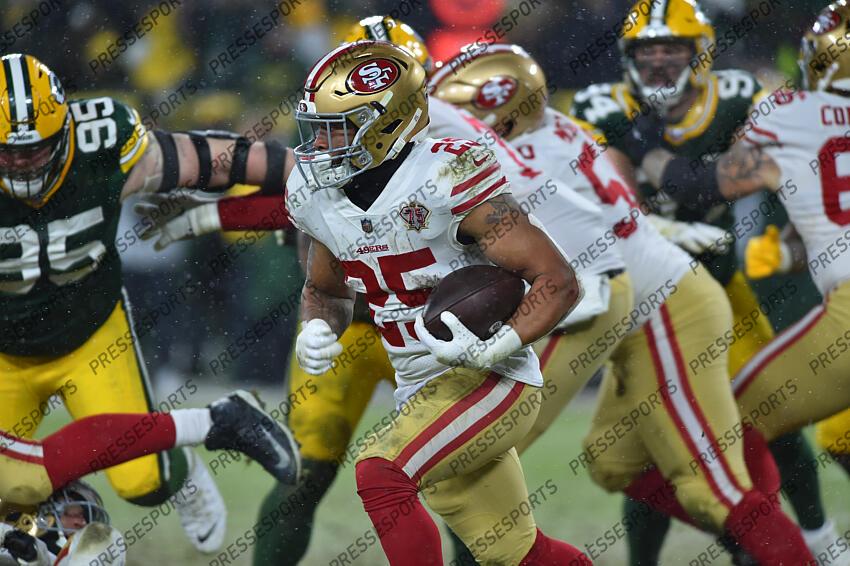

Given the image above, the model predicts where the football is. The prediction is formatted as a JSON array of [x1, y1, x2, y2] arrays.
[[422, 265, 526, 341]]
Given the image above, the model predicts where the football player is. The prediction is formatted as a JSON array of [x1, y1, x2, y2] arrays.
[[431, 42, 816, 565], [290, 39, 593, 565], [628, 0, 850, 555], [570, 0, 837, 562], [139, 18, 637, 565], [0, 390, 298, 564], [0, 390, 298, 508], [143, 39, 595, 565], [0, 53, 300, 553]]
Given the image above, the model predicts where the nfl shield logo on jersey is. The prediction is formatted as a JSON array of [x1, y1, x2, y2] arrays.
[[399, 202, 431, 232], [361, 219, 374, 233]]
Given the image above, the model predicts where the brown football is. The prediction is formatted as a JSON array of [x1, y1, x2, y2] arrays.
[[422, 265, 526, 341]]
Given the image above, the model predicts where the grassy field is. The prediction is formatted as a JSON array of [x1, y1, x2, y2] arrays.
[[38, 384, 850, 566]]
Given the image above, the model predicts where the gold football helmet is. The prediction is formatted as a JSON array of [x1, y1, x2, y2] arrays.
[[429, 44, 547, 140], [619, 0, 715, 112], [294, 41, 429, 189], [343, 15, 433, 74], [0, 54, 72, 204], [801, 1, 850, 92]]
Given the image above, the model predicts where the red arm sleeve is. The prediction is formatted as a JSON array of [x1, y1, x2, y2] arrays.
[[217, 194, 293, 231]]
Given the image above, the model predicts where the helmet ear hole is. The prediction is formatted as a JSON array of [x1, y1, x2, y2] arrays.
[[381, 119, 403, 134]]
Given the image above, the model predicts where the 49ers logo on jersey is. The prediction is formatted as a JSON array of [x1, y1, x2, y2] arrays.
[[813, 8, 842, 34], [474, 77, 518, 109], [398, 201, 431, 232], [348, 59, 400, 94]]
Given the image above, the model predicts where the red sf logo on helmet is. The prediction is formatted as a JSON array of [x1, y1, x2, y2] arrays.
[[813, 9, 842, 34], [348, 59, 400, 94], [474, 77, 518, 109]]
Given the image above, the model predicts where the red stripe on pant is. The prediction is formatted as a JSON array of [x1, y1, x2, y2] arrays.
[[733, 305, 825, 398], [659, 306, 748, 496]]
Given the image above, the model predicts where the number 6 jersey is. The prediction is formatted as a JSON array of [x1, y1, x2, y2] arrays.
[[285, 138, 543, 401], [0, 97, 148, 356], [745, 90, 850, 296]]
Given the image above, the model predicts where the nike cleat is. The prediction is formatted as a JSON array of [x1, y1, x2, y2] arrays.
[[205, 390, 301, 485]]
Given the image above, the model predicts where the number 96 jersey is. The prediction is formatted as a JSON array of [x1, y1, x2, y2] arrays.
[[0, 97, 148, 356], [285, 138, 543, 401]]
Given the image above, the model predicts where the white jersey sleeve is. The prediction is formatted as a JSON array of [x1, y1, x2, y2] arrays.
[[512, 108, 692, 328], [428, 98, 626, 279], [741, 90, 850, 295]]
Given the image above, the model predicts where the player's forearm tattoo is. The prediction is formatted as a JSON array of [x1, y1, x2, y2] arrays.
[[301, 279, 353, 336], [717, 144, 770, 190], [484, 195, 513, 224]]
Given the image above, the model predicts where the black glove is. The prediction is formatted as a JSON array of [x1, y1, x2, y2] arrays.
[[3, 529, 39, 562], [619, 109, 666, 166]]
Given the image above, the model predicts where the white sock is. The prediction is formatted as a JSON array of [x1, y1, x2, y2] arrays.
[[171, 408, 213, 446]]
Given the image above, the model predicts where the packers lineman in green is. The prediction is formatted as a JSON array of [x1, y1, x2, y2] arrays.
[[0, 53, 286, 554], [570, 1, 840, 563]]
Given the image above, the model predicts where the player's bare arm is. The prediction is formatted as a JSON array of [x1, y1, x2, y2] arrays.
[[639, 134, 782, 210], [120, 131, 296, 199], [301, 237, 355, 337], [458, 194, 582, 344]]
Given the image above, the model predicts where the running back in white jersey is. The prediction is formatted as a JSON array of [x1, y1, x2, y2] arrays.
[[511, 108, 692, 326], [428, 98, 626, 278], [285, 138, 541, 401], [742, 90, 850, 296]]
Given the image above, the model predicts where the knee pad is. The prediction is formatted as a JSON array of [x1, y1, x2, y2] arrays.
[[355, 458, 418, 512]]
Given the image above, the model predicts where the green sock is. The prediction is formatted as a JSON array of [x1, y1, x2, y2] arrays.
[[126, 447, 189, 506], [252, 458, 338, 566], [624, 495, 671, 566], [448, 526, 477, 565], [771, 431, 826, 530]]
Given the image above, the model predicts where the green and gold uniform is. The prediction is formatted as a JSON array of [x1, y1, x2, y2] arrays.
[[572, 69, 775, 375], [0, 96, 186, 504]]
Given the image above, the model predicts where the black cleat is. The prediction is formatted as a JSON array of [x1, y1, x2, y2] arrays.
[[205, 390, 301, 485]]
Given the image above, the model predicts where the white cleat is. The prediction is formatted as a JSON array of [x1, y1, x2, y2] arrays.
[[174, 448, 227, 554], [803, 519, 850, 566]]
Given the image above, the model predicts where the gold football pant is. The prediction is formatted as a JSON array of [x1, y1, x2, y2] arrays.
[[725, 270, 775, 376], [356, 369, 544, 566], [0, 294, 166, 501], [516, 272, 633, 454], [734, 279, 850, 444], [0, 431, 53, 506], [288, 321, 395, 461], [584, 267, 752, 530]]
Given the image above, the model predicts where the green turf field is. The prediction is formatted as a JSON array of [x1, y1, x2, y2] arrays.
[[37, 385, 850, 566]]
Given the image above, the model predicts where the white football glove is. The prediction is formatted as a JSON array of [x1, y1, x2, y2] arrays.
[[133, 191, 222, 251], [295, 319, 343, 375], [648, 214, 733, 255], [413, 312, 522, 371]]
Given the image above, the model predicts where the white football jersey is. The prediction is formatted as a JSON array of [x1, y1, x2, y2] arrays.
[[286, 138, 541, 402], [429, 98, 625, 277], [512, 108, 692, 324], [745, 90, 850, 296]]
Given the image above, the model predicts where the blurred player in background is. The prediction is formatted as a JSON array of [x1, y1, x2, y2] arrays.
[[569, 1, 839, 562], [0, 53, 302, 554], [433, 42, 815, 566], [630, 0, 850, 532], [0, 390, 299, 564]]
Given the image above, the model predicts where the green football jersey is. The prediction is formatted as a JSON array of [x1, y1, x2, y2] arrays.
[[0, 96, 148, 356], [571, 69, 763, 286]]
